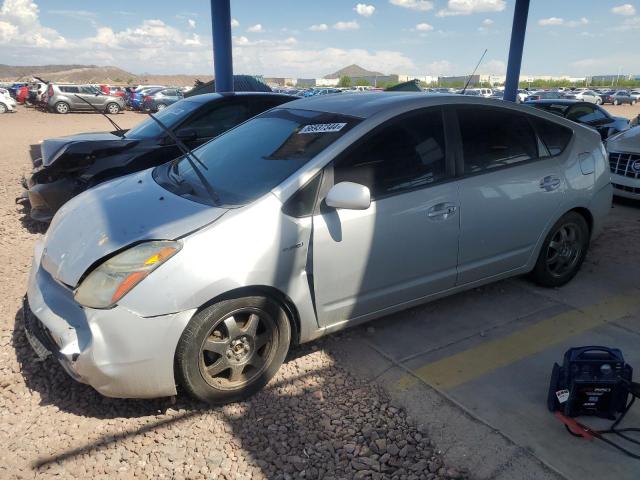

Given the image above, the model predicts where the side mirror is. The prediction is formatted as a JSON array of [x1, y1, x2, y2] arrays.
[[175, 128, 198, 142], [325, 182, 371, 210]]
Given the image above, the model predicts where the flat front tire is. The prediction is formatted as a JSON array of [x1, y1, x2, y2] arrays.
[[175, 296, 291, 404], [55, 102, 69, 114], [530, 212, 589, 288]]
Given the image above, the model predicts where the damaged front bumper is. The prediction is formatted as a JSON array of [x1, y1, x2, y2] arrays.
[[24, 239, 196, 398]]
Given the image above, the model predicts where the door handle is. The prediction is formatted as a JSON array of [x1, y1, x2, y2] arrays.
[[539, 175, 561, 192], [427, 203, 458, 221]]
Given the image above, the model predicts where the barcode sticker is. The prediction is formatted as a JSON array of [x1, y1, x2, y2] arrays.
[[298, 123, 347, 134]]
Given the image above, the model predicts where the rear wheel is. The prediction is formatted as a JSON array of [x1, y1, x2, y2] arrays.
[[105, 102, 120, 114], [613, 99, 619, 106], [632, 100, 637, 105], [175, 296, 291, 404], [530, 212, 589, 287], [55, 101, 69, 114]]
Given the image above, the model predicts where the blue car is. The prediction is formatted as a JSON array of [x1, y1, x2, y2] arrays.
[[141, 88, 184, 112], [129, 87, 163, 111]]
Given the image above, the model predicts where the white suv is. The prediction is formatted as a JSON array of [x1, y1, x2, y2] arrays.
[[607, 128, 640, 200]]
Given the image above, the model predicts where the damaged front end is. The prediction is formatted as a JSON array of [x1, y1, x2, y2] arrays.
[[21, 134, 138, 222]]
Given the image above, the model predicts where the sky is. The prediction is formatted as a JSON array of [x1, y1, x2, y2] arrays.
[[0, 0, 639, 78]]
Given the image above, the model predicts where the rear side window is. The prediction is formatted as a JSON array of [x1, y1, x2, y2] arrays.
[[530, 117, 573, 156], [566, 105, 607, 123], [60, 86, 79, 93], [458, 108, 538, 174], [182, 101, 249, 139]]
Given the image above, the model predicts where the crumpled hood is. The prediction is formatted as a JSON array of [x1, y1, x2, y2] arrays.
[[41, 132, 136, 168], [41, 168, 227, 287], [606, 126, 640, 153]]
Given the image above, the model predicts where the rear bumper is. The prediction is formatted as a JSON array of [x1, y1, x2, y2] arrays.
[[25, 240, 196, 398]]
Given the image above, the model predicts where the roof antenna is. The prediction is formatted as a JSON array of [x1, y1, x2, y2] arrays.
[[461, 49, 488, 95]]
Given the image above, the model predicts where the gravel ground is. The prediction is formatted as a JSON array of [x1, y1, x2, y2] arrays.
[[0, 106, 467, 480]]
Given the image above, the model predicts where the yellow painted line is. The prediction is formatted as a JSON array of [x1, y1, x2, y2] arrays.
[[397, 291, 640, 391]]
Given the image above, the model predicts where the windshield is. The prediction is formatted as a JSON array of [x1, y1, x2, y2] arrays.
[[124, 100, 200, 139], [156, 108, 360, 207]]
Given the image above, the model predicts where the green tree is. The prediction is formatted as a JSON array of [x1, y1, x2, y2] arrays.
[[338, 75, 352, 87], [354, 78, 370, 86]]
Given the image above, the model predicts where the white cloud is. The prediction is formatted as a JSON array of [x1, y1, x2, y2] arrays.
[[355, 3, 376, 16], [437, 0, 505, 17], [423, 60, 454, 75], [611, 4, 636, 16], [482, 59, 506, 74], [482, 18, 494, 26], [187, 19, 196, 29], [309, 23, 329, 31], [231, 18, 239, 28], [389, 0, 434, 12], [0, 0, 67, 48], [614, 16, 640, 30], [247, 23, 263, 33], [415, 23, 433, 31], [333, 20, 360, 30], [538, 16, 589, 27]]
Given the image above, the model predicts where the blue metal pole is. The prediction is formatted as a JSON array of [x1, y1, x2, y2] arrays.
[[211, 0, 233, 92], [503, 0, 530, 102]]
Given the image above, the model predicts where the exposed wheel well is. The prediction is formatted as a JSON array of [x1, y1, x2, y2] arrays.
[[570, 207, 593, 234], [195, 286, 301, 345]]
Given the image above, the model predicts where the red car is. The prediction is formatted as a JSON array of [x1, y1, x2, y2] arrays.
[[16, 86, 29, 104]]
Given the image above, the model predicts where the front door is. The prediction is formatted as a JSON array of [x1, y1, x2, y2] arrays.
[[454, 106, 568, 284], [312, 108, 460, 327]]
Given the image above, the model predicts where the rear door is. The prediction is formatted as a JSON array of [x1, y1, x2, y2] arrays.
[[312, 107, 460, 326], [454, 106, 568, 284]]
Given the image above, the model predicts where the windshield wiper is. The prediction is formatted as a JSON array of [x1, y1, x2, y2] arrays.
[[73, 94, 124, 134], [145, 112, 221, 206]]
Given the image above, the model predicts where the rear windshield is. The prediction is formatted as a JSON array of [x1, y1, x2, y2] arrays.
[[156, 108, 360, 207], [125, 100, 200, 139]]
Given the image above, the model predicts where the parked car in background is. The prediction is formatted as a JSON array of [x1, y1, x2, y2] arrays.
[[525, 99, 629, 140], [611, 91, 636, 106], [598, 90, 616, 104], [0, 87, 11, 99], [46, 84, 125, 114], [606, 127, 640, 200], [0, 92, 16, 113], [564, 90, 601, 104], [24, 93, 611, 402], [630, 90, 640, 101], [525, 91, 564, 101], [24, 92, 296, 221], [129, 87, 164, 111], [141, 88, 184, 112], [109, 86, 126, 98]]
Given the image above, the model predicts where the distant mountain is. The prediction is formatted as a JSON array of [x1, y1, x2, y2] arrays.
[[324, 64, 385, 79], [0, 64, 213, 86]]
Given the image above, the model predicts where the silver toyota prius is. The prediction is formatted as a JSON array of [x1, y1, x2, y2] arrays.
[[25, 93, 612, 403]]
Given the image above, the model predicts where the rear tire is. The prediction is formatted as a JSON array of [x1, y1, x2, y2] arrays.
[[175, 296, 291, 404], [105, 102, 120, 114], [530, 212, 589, 288], [614, 99, 619, 106], [55, 101, 69, 114]]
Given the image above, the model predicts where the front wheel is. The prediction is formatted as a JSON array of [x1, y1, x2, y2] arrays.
[[0, 103, 6, 114], [530, 212, 589, 288], [105, 102, 120, 114], [596, 98, 602, 105], [156, 103, 167, 111], [55, 101, 69, 114], [613, 99, 619, 106], [175, 296, 291, 404]]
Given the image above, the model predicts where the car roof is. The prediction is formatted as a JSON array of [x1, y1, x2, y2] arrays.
[[182, 92, 297, 105]]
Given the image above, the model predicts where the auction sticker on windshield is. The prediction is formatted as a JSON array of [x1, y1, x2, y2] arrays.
[[298, 123, 347, 134]]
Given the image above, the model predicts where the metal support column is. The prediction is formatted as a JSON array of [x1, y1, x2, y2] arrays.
[[211, 0, 233, 92], [503, 0, 530, 102]]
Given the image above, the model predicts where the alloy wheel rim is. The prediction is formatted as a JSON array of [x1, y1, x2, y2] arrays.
[[198, 308, 276, 390], [157, 104, 166, 111], [108, 104, 118, 114], [546, 223, 582, 278], [58, 104, 68, 113], [0, 104, 6, 113]]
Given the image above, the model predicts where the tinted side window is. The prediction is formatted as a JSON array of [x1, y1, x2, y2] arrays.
[[530, 117, 573, 156], [182, 101, 250, 138], [60, 86, 79, 93], [566, 105, 607, 123], [334, 109, 448, 198], [458, 108, 538, 174], [282, 173, 322, 217]]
